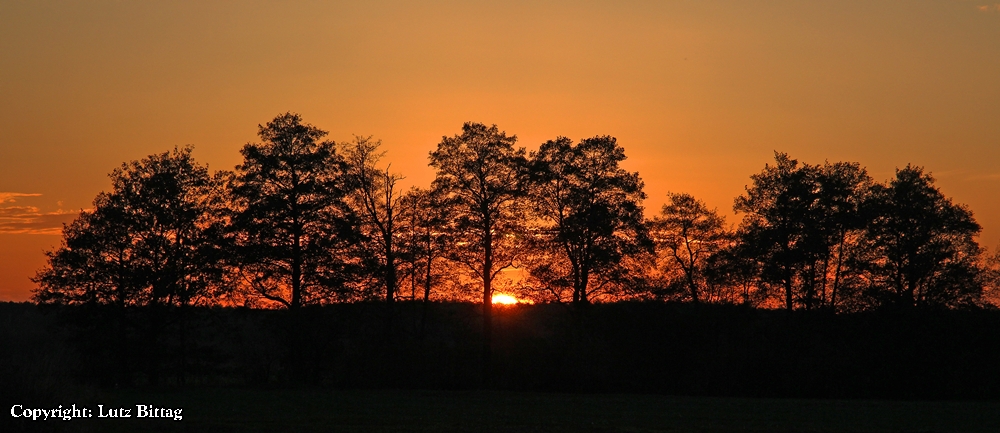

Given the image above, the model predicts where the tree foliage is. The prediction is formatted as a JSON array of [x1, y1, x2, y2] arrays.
[[341, 136, 405, 304], [398, 187, 449, 304], [429, 123, 528, 302], [526, 136, 651, 304], [428, 122, 528, 381], [223, 113, 361, 309], [858, 165, 983, 308], [30, 116, 995, 315], [731, 153, 987, 311], [733, 153, 873, 310], [651, 193, 729, 303], [33, 146, 221, 307]]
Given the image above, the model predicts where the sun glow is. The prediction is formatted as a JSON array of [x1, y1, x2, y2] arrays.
[[491, 294, 522, 305]]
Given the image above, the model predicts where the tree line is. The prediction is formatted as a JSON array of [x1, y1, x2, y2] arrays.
[[33, 113, 1000, 314]]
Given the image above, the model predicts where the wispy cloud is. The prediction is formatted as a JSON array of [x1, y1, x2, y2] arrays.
[[978, 4, 1000, 12], [0, 206, 80, 235], [0, 192, 42, 204], [0, 193, 80, 235]]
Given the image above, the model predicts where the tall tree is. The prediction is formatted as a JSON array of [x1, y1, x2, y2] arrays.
[[734, 153, 817, 310], [651, 193, 728, 303], [33, 146, 220, 307], [399, 187, 451, 335], [223, 113, 361, 309], [812, 161, 872, 310], [429, 122, 527, 383], [733, 153, 871, 310], [859, 165, 983, 308], [527, 136, 651, 304], [704, 236, 764, 306], [399, 187, 449, 305], [32, 194, 137, 306], [32, 146, 222, 386], [341, 136, 405, 304]]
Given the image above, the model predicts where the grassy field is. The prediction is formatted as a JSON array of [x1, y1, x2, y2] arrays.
[[12, 388, 1000, 433]]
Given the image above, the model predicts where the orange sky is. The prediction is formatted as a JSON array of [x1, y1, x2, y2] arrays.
[[2, 0, 999, 301]]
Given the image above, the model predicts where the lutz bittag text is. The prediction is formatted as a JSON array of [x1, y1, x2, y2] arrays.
[[10, 404, 183, 421]]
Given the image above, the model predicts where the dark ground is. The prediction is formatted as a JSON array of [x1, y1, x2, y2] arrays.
[[4, 301, 1000, 432], [9, 388, 1000, 433]]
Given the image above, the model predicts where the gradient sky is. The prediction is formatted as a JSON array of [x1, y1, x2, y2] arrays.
[[2, 0, 999, 301]]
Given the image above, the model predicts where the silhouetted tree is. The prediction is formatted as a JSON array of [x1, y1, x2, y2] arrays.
[[734, 153, 819, 310], [733, 153, 872, 310], [32, 196, 137, 307], [33, 146, 221, 307], [810, 161, 873, 310], [429, 122, 528, 383], [398, 187, 452, 335], [651, 193, 729, 303], [858, 165, 983, 308], [399, 187, 449, 304], [704, 237, 765, 306], [222, 113, 361, 309], [526, 136, 651, 304], [341, 136, 405, 304], [983, 248, 1000, 307], [32, 146, 222, 385]]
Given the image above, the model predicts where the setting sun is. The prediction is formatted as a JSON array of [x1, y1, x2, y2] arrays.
[[491, 294, 521, 305]]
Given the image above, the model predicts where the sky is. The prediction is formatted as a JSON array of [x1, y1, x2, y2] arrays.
[[1, 0, 999, 301]]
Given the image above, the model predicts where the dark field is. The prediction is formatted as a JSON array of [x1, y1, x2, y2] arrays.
[[10, 388, 1000, 433], [6, 301, 1000, 432]]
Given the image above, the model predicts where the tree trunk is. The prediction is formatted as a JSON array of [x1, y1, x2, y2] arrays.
[[830, 232, 846, 310], [784, 274, 794, 311], [687, 265, 700, 304], [291, 231, 302, 310], [482, 225, 493, 387], [385, 233, 396, 304], [420, 231, 433, 338]]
